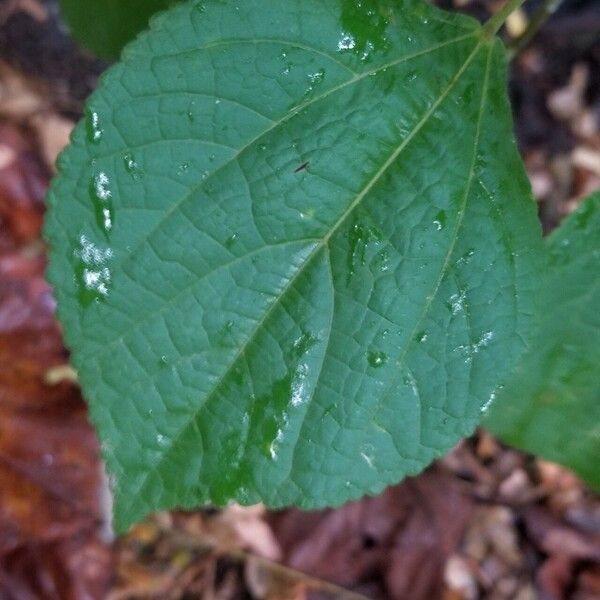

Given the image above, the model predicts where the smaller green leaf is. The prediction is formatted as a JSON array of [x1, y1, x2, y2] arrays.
[[486, 191, 600, 490], [59, 0, 180, 60]]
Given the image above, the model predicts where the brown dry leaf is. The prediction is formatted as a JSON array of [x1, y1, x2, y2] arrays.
[[212, 505, 282, 561], [30, 112, 74, 173], [245, 556, 307, 600], [0, 0, 47, 24], [537, 554, 576, 600], [577, 566, 600, 598], [523, 505, 600, 561], [547, 64, 588, 123], [0, 61, 45, 120], [0, 119, 110, 598], [443, 555, 478, 600], [572, 146, 600, 177], [271, 468, 475, 600], [463, 507, 522, 568], [0, 122, 47, 249]]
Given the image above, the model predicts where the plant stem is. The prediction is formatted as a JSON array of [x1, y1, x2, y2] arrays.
[[508, 0, 564, 58], [483, 0, 528, 38]]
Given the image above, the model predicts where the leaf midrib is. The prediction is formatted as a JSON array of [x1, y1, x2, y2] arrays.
[[126, 37, 488, 512], [286, 41, 494, 489]]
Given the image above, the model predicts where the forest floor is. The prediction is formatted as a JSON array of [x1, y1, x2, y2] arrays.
[[0, 0, 599, 598]]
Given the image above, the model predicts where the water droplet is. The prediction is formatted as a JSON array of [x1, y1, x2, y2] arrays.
[[266, 427, 286, 461], [433, 210, 446, 231], [456, 248, 475, 266], [337, 1, 391, 63], [293, 331, 317, 356], [159, 355, 169, 367], [403, 372, 419, 397], [86, 109, 103, 144], [374, 249, 390, 272], [177, 162, 189, 175], [360, 40, 377, 62], [360, 443, 376, 469], [338, 32, 356, 51], [448, 291, 466, 315], [480, 390, 496, 414], [368, 350, 387, 368], [455, 331, 494, 360], [477, 331, 493, 349], [291, 362, 309, 407], [310, 69, 325, 85], [92, 172, 111, 201], [258, 143, 267, 152], [415, 330, 428, 343], [255, 332, 318, 461], [123, 152, 142, 179], [346, 220, 382, 282], [225, 233, 238, 249], [74, 234, 113, 306], [304, 68, 326, 96], [156, 433, 168, 447], [404, 71, 417, 84], [89, 172, 114, 234]]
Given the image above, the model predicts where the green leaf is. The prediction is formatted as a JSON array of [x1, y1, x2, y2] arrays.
[[60, 0, 180, 60], [45, 0, 542, 531], [486, 191, 600, 490]]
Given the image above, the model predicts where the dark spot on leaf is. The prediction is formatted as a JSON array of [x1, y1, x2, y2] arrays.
[[294, 161, 310, 173]]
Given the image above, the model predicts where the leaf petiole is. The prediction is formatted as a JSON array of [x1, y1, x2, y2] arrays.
[[482, 0, 528, 38], [507, 0, 564, 58]]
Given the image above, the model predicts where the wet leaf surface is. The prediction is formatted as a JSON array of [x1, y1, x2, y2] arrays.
[[46, 0, 542, 531], [486, 192, 600, 491]]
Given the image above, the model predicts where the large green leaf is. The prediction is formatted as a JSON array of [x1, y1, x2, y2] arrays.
[[486, 192, 600, 490], [45, 0, 542, 531], [60, 0, 180, 60]]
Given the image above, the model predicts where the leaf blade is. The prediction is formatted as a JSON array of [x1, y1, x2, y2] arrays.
[[45, 0, 543, 530], [60, 0, 181, 60], [486, 192, 600, 490]]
